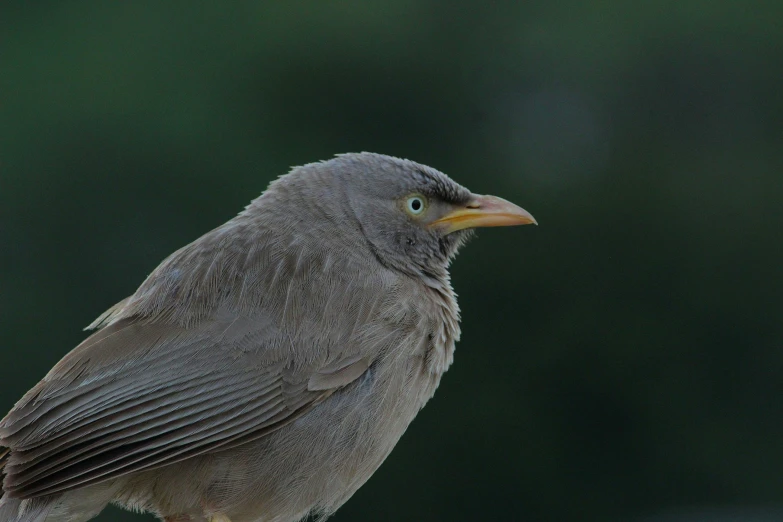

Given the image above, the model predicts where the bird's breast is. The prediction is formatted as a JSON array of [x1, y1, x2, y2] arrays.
[[420, 282, 461, 377]]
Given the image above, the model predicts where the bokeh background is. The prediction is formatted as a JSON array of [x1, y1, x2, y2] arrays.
[[2, 2, 783, 521]]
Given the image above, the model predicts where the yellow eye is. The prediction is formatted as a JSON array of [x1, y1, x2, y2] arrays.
[[405, 195, 426, 215]]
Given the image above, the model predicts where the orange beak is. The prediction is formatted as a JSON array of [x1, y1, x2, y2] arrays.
[[429, 194, 537, 234]]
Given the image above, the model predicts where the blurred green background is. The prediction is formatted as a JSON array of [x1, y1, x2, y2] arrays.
[[2, 1, 783, 521]]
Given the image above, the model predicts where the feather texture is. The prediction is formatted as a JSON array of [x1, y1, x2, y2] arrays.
[[0, 316, 337, 498]]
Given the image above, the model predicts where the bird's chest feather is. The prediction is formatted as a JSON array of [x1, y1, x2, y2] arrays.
[[421, 281, 461, 376]]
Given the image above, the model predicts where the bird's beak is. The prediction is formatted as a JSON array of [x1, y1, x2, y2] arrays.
[[429, 194, 537, 234]]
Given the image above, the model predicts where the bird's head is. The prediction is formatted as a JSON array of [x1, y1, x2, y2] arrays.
[[258, 152, 536, 281]]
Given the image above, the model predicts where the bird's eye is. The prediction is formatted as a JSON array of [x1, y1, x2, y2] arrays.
[[405, 195, 426, 215]]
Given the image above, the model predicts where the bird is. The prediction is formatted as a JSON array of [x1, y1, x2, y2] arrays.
[[0, 152, 536, 522]]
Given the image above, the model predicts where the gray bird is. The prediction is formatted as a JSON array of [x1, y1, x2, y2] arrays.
[[0, 153, 536, 522]]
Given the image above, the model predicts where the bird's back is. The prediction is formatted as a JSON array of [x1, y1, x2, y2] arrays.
[[0, 207, 459, 521]]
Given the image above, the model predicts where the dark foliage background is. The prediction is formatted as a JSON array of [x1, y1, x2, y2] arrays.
[[2, 2, 782, 521]]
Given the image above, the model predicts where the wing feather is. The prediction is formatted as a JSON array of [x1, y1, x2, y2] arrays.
[[0, 315, 357, 499]]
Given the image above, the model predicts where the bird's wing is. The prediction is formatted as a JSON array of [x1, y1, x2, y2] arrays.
[[0, 314, 369, 499]]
